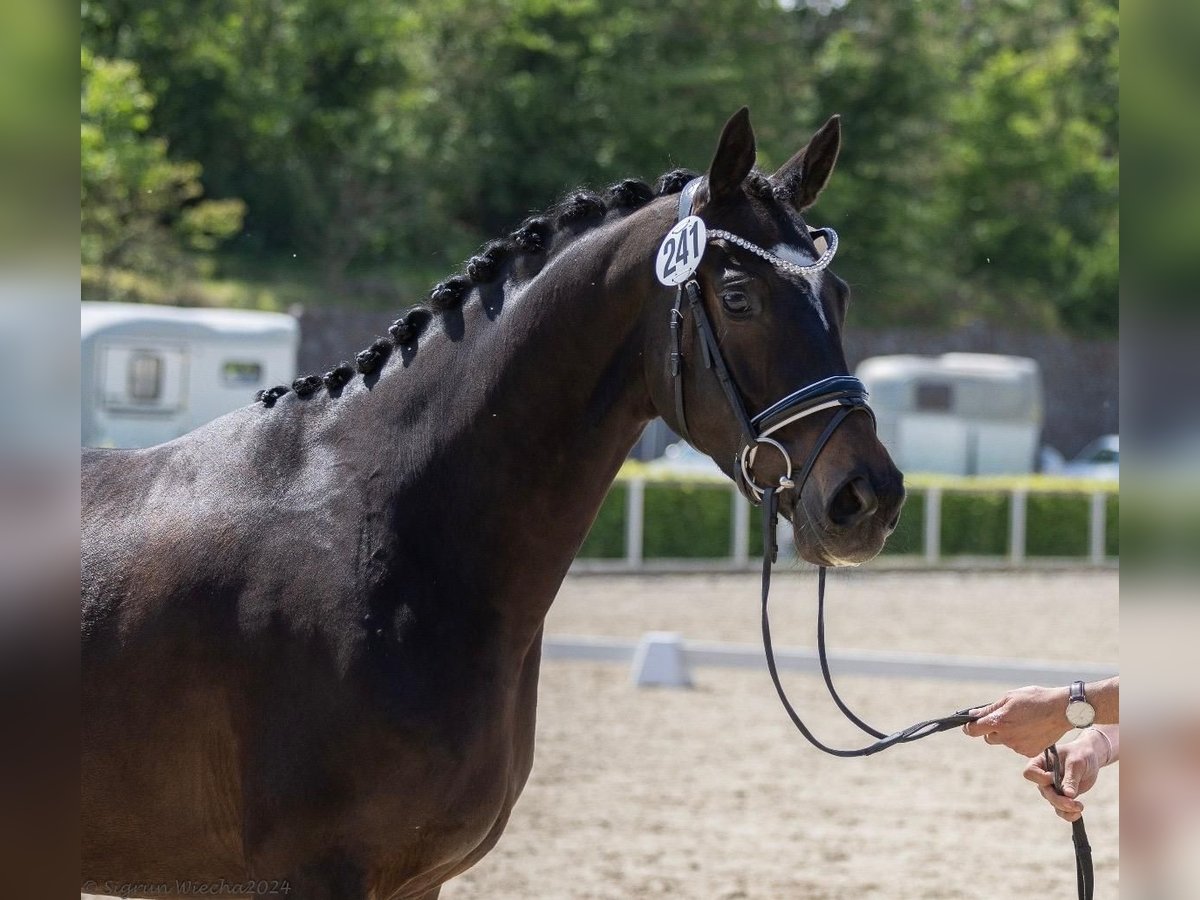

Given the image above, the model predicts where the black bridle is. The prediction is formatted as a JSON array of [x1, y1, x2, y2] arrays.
[[662, 177, 1092, 897]]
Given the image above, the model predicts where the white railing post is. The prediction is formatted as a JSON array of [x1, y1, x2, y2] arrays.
[[1009, 489, 1027, 565], [731, 485, 750, 568], [1089, 491, 1107, 565], [924, 487, 942, 565], [625, 478, 644, 567]]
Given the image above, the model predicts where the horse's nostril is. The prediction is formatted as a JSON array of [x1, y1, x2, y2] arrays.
[[827, 476, 878, 529]]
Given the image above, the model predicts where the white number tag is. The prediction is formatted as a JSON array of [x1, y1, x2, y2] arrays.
[[655, 215, 707, 286]]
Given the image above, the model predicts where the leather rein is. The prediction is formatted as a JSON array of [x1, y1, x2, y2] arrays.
[[663, 178, 1092, 897]]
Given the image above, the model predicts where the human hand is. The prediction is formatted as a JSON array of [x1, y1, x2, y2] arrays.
[[961, 685, 1070, 756], [1023, 729, 1112, 822]]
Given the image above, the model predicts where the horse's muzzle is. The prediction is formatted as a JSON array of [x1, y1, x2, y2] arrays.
[[785, 467, 906, 566]]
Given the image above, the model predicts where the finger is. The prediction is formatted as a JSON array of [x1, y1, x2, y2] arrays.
[[982, 731, 1019, 751], [1062, 755, 1090, 799], [1061, 770, 1080, 799], [962, 702, 1001, 735], [1038, 784, 1082, 814], [1024, 763, 1053, 786], [1057, 808, 1082, 823], [966, 699, 1002, 717]]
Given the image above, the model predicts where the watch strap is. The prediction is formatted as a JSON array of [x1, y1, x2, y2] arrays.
[[1069, 680, 1086, 704]]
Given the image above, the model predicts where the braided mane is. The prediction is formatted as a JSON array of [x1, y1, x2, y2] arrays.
[[256, 168, 779, 407]]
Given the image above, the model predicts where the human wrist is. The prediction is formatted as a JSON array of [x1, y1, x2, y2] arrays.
[[1088, 727, 1114, 766], [1085, 676, 1119, 724]]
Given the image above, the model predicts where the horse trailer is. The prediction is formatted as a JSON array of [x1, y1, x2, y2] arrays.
[[81, 302, 299, 448], [855, 352, 1043, 475]]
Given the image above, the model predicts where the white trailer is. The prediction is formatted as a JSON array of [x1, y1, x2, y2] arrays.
[[855, 352, 1043, 475], [81, 302, 299, 448]]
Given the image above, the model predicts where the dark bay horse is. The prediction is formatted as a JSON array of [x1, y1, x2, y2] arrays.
[[81, 109, 904, 899]]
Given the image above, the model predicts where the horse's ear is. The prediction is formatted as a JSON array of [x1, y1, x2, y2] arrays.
[[772, 114, 842, 211], [706, 107, 757, 206]]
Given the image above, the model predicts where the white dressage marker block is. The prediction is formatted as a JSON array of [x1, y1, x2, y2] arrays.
[[631, 631, 692, 688]]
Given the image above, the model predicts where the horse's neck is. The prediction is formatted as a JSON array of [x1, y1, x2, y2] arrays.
[[341, 208, 667, 625]]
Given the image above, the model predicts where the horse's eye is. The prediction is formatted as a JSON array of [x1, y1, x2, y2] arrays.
[[722, 291, 751, 316]]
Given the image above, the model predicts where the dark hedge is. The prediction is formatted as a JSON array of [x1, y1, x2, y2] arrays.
[[579, 481, 1118, 560]]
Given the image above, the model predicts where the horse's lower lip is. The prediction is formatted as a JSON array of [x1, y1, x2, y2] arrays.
[[787, 496, 886, 566], [797, 538, 881, 567]]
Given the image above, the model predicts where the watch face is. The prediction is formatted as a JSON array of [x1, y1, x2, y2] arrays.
[[1066, 700, 1096, 728]]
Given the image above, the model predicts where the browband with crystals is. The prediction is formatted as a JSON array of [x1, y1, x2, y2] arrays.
[[708, 227, 838, 277], [674, 174, 839, 277]]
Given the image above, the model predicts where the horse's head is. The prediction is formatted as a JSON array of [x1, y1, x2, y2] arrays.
[[643, 108, 903, 566]]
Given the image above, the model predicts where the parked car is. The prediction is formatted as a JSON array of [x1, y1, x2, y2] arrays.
[[1060, 434, 1119, 480]]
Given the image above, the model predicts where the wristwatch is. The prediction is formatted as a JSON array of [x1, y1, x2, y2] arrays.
[[1065, 680, 1096, 728]]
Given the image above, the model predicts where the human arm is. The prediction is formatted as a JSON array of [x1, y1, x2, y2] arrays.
[[1022, 725, 1119, 822], [962, 676, 1119, 756]]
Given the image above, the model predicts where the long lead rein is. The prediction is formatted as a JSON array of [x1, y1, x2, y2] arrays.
[[1045, 745, 1095, 900], [758, 488, 976, 757], [759, 505, 1093, 897]]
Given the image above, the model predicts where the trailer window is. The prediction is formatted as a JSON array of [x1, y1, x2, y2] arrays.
[[222, 360, 263, 386], [915, 382, 952, 412], [99, 344, 185, 413], [128, 353, 163, 401]]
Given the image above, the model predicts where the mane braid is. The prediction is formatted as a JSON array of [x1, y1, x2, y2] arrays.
[[256, 168, 702, 406]]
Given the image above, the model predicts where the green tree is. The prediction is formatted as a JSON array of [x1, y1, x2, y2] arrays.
[[796, 0, 963, 329], [80, 0, 1118, 335], [81, 47, 244, 301], [949, 0, 1118, 335]]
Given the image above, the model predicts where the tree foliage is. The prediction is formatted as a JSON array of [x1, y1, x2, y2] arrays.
[[80, 0, 1118, 335], [81, 47, 244, 301]]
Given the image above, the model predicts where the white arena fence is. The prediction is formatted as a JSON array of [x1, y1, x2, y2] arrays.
[[571, 479, 1117, 573], [543, 631, 1116, 689]]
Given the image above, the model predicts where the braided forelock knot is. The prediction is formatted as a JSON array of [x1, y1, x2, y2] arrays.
[[655, 169, 701, 196], [511, 218, 552, 252], [355, 337, 394, 375], [744, 171, 776, 202], [556, 190, 606, 226], [322, 362, 354, 390], [292, 374, 324, 397], [604, 179, 654, 210]]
